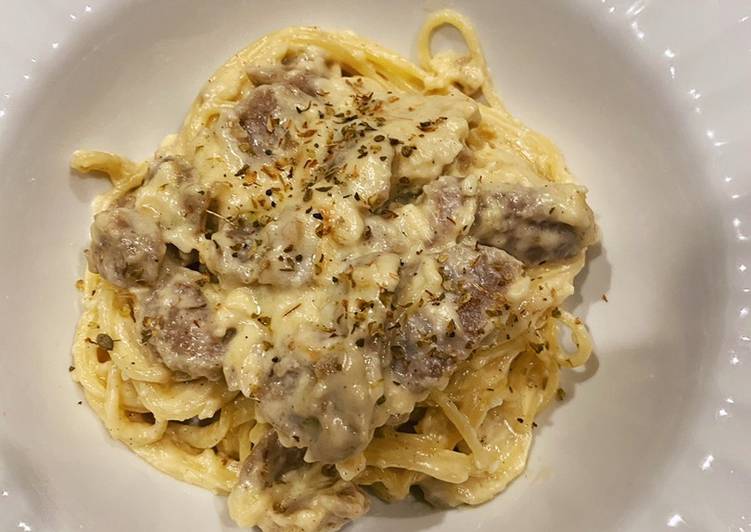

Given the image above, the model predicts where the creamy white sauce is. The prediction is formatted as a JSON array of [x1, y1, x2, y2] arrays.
[[87, 47, 595, 467]]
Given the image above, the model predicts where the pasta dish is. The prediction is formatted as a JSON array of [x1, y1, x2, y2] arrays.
[[70, 10, 597, 531]]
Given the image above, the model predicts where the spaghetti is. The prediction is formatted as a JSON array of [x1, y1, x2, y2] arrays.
[[71, 9, 596, 531]]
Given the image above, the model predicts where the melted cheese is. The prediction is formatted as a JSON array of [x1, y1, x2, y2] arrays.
[[70, 11, 597, 532]]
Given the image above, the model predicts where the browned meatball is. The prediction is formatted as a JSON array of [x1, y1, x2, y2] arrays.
[[471, 183, 596, 265], [87, 207, 165, 288], [135, 266, 227, 380], [388, 241, 522, 391], [236, 85, 289, 157], [239, 430, 306, 488], [414, 175, 477, 246], [208, 208, 320, 288], [234, 430, 369, 530]]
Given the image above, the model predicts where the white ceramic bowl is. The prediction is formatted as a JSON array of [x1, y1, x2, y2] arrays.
[[1, 1, 749, 531]]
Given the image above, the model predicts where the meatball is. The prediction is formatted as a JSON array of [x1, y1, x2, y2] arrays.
[[239, 430, 306, 488], [255, 350, 375, 464], [87, 207, 165, 288], [471, 182, 596, 265], [135, 266, 227, 380], [388, 241, 522, 391], [414, 175, 477, 246], [230, 430, 369, 531]]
